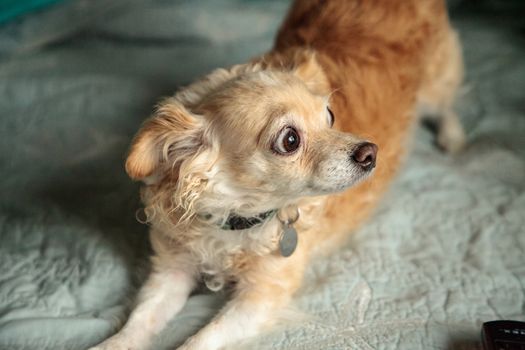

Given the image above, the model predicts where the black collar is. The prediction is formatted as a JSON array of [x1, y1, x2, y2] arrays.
[[221, 209, 277, 230]]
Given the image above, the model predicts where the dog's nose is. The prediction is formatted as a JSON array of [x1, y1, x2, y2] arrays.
[[351, 142, 378, 169]]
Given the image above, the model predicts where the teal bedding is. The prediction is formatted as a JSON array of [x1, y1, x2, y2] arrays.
[[0, 1, 524, 349], [0, 0, 64, 24]]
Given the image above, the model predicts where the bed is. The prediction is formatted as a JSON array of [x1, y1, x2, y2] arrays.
[[0, 0, 524, 349]]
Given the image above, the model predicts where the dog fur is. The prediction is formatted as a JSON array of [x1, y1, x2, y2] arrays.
[[91, 1, 465, 349]]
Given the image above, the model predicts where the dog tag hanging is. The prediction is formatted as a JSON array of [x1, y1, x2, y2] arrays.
[[277, 206, 300, 258], [279, 223, 298, 257]]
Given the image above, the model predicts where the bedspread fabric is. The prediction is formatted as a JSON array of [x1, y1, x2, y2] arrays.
[[0, 1, 524, 349]]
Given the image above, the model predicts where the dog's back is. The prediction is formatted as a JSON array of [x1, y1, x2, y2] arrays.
[[273, 0, 459, 250]]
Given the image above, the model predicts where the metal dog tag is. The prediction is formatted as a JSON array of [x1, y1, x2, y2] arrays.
[[279, 223, 298, 257]]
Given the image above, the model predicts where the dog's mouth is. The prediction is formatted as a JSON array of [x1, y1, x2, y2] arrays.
[[354, 163, 376, 182], [305, 141, 378, 195], [305, 167, 374, 195], [342, 164, 377, 190]]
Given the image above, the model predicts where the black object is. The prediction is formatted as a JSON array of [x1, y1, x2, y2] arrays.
[[221, 209, 277, 230], [482, 320, 525, 350]]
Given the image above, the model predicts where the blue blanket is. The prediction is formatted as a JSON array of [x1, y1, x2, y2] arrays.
[[0, 1, 524, 349]]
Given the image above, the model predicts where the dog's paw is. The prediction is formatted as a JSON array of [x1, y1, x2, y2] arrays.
[[87, 344, 132, 350], [437, 114, 466, 154], [175, 339, 196, 350], [88, 336, 137, 350], [87, 345, 127, 350], [176, 336, 211, 350]]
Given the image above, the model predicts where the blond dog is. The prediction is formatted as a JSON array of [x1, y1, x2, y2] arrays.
[[91, 0, 464, 349]]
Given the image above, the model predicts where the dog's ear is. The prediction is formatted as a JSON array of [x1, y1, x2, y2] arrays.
[[125, 98, 206, 182], [291, 52, 331, 96]]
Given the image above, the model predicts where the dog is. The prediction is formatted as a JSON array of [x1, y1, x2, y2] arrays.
[[91, 0, 465, 349]]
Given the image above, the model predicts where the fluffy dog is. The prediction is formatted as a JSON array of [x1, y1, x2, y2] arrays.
[[91, 0, 464, 349]]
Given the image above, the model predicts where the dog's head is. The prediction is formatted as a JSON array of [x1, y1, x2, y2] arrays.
[[125, 54, 377, 224]]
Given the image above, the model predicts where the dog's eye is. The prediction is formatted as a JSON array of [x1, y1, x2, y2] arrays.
[[273, 127, 301, 154], [327, 107, 335, 128]]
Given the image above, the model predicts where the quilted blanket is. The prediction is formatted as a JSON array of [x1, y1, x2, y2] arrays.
[[0, 1, 523, 349]]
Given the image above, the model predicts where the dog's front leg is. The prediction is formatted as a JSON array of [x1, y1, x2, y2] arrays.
[[177, 254, 305, 350], [90, 267, 196, 350]]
